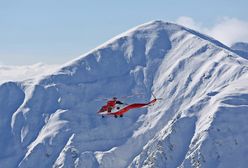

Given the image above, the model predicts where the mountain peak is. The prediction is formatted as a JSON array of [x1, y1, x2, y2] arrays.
[[135, 20, 176, 29], [62, 20, 230, 72], [45, 19, 238, 87]]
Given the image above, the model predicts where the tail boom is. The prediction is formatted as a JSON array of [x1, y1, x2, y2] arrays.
[[113, 98, 157, 116]]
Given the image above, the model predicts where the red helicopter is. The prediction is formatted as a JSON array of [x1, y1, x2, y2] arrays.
[[97, 94, 158, 118]]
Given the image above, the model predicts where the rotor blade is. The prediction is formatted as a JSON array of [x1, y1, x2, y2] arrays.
[[95, 93, 145, 101], [120, 93, 145, 99], [94, 96, 110, 101]]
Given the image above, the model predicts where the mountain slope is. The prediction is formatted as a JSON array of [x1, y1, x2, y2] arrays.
[[0, 21, 248, 168]]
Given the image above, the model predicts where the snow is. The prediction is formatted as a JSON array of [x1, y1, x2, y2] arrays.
[[0, 20, 248, 168]]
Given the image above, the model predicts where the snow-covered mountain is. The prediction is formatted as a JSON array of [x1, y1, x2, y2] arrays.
[[231, 42, 248, 60], [1, 21, 248, 168]]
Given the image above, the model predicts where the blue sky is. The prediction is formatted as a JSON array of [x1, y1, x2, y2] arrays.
[[0, 0, 248, 65]]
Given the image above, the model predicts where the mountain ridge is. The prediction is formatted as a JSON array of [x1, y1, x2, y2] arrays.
[[57, 20, 232, 74]]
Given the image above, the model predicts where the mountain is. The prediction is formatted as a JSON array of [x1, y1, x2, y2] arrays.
[[231, 42, 248, 60], [0, 21, 248, 168]]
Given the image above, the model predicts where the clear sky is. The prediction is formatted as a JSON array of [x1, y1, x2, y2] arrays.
[[0, 0, 248, 65]]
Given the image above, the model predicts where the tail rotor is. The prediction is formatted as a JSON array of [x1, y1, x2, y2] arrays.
[[151, 92, 164, 101]]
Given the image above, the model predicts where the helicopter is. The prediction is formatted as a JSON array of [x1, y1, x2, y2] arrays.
[[97, 93, 159, 118]]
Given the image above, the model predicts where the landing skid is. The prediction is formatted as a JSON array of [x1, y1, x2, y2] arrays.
[[101, 114, 124, 118], [114, 114, 123, 118]]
